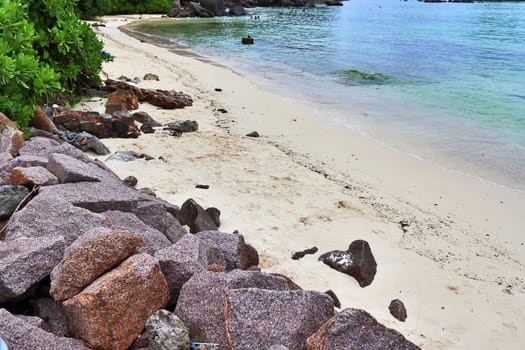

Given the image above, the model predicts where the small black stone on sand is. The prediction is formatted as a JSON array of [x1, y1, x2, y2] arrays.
[[195, 184, 210, 189]]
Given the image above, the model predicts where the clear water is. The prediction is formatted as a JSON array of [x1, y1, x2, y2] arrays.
[[129, 0, 525, 190]]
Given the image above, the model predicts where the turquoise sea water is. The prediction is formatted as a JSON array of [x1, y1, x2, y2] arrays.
[[129, 0, 525, 190]]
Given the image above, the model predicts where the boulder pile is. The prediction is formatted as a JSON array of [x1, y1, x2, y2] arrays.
[[0, 117, 419, 349]]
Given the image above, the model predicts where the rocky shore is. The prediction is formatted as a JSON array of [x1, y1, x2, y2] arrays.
[[0, 109, 418, 349]]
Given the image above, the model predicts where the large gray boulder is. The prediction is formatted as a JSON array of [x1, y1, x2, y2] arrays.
[[306, 308, 420, 350], [196, 231, 259, 271], [0, 309, 90, 350], [175, 270, 289, 348], [4, 194, 109, 245], [0, 237, 65, 303], [47, 153, 113, 183], [225, 288, 334, 350]]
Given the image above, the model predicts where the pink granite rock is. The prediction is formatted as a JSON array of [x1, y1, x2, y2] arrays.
[[195, 231, 259, 271], [10, 166, 59, 186], [63, 253, 169, 350], [0, 308, 90, 350], [0, 236, 65, 303], [32, 298, 68, 336], [50, 228, 144, 301], [18, 136, 60, 156], [306, 308, 420, 350], [47, 153, 112, 183], [154, 234, 208, 305], [175, 270, 289, 349], [225, 288, 334, 350], [4, 194, 109, 245]]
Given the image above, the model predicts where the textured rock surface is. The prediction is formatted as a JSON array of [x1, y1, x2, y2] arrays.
[[0, 128, 24, 157], [103, 210, 171, 253], [225, 288, 334, 350], [0, 185, 29, 220], [135, 201, 179, 234], [38, 181, 140, 213], [178, 198, 218, 233], [63, 253, 169, 350], [154, 234, 208, 305], [10, 166, 59, 186], [306, 308, 420, 350], [32, 298, 68, 336], [175, 270, 289, 348], [319, 239, 377, 287], [0, 237, 65, 303], [17, 136, 61, 157], [0, 308, 90, 350], [389, 299, 408, 322], [50, 228, 144, 301], [196, 231, 259, 271], [5, 194, 108, 245], [47, 153, 111, 183], [146, 309, 191, 350]]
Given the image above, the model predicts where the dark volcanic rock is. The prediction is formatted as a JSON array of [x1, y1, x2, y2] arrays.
[[196, 231, 259, 270], [132, 111, 162, 127], [306, 308, 420, 350], [292, 246, 318, 260], [4, 194, 108, 246], [0, 308, 90, 350], [225, 288, 334, 350], [175, 270, 289, 348], [154, 234, 208, 305], [0, 185, 29, 220], [179, 198, 218, 233], [245, 131, 259, 137], [319, 239, 377, 287], [50, 228, 145, 302], [141, 123, 155, 134], [389, 299, 408, 322], [0, 236, 65, 303]]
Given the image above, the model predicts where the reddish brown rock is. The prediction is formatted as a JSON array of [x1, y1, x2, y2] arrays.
[[63, 253, 170, 350], [10, 166, 59, 186], [0, 308, 90, 350], [196, 231, 259, 271], [50, 228, 145, 301], [29, 107, 55, 133], [154, 234, 208, 305], [306, 308, 420, 350], [175, 270, 289, 348], [0, 236, 65, 303], [0, 128, 24, 157], [106, 89, 139, 114], [0, 112, 15, 128], [225, 288, 334, 350]]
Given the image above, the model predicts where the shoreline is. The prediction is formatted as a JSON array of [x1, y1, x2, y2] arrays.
[[86, 15, 524, 349]]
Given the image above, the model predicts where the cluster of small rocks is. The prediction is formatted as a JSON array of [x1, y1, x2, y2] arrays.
[[0, 116, 419, 349]]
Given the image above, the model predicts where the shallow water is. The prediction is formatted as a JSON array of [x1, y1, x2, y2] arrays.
[[129, 0, 525, 190]]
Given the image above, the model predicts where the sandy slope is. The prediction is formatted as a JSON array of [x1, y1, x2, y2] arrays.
[[79, 15, 525, 349]]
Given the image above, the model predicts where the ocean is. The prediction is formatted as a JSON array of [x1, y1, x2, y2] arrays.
[[128, 0, 525, 191]]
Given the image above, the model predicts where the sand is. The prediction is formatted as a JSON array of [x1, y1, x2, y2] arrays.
[[80, 15, 525, 349]]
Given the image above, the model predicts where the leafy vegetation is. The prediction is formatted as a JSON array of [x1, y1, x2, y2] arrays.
[[0, 0, 105, 127], [76, 0, 173, 19]]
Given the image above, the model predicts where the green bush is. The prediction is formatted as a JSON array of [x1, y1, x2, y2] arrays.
[[76, 0, 113, 19], [0, 0, 105, 127], [107, 0, 173, 15]]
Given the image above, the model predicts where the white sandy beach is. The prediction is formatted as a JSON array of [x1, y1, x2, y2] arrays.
[[81, 15, 525, 349]]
